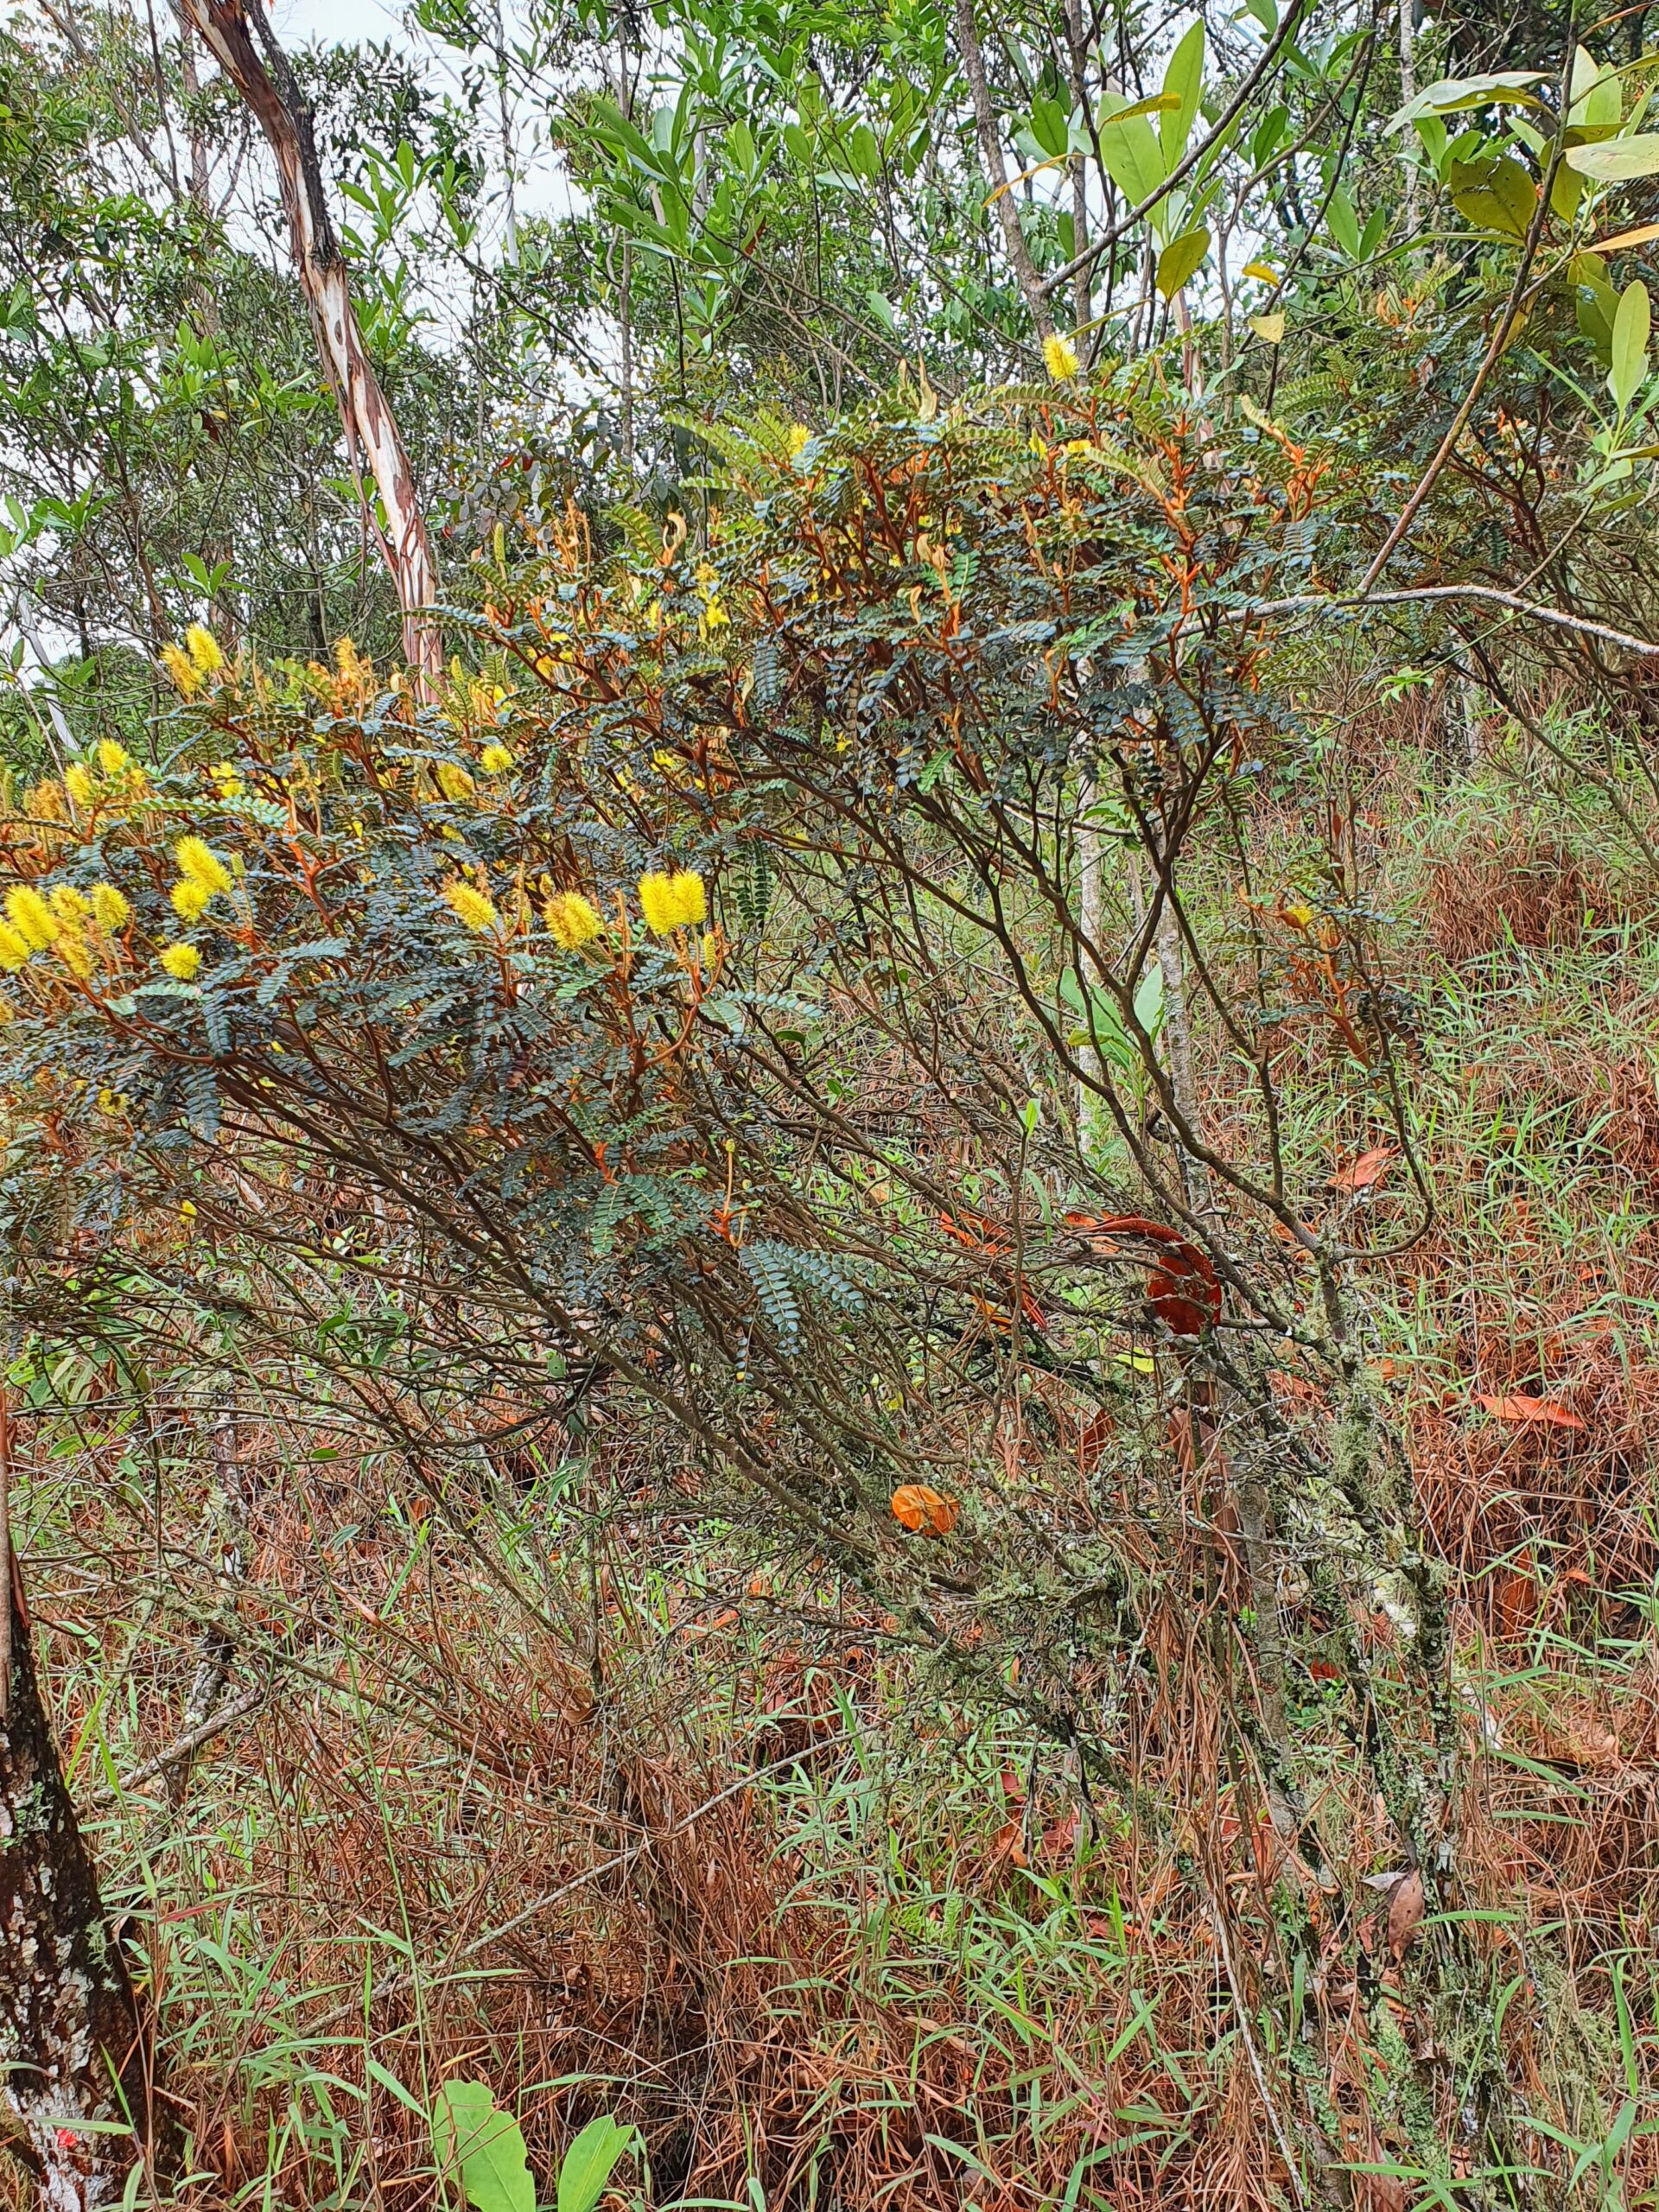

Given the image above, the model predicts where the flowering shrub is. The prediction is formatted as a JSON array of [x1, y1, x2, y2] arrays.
[[1, 384, 1391, 1778]]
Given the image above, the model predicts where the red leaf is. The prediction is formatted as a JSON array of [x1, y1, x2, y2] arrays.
[[1068, 1214, 1221, 1336], [1474, 1393, 1586, 1431], [1331, 1145, 1396, 1193]]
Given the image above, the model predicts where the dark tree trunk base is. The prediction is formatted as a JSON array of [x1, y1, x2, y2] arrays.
[[1, 1565, 168, 2209]]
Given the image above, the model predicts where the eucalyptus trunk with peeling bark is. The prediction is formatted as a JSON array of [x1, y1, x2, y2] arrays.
[[177, 0, 442, 689], [1, 1410, 163, 2210]]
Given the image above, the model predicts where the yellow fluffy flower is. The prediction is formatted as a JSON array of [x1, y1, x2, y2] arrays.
[[96, 741, 131, 777], [544, 892, 604, 950], [479, 743, 513, 775], [92, 883, 130, 932], [436, 761, 475, 803], [160, 942, 201, 980], [6, 886, 58, 950], [638, 868, 707, 935], [174, 836, 233, 896], [0, 924, 32, 970], [65, 762, 93, 810], [162, 643, 202, 696], [54, 931, 92, 979], [171, 878, 213, 922], [675, 872, 707, 928], [185, 623, 223, 677], [637, 871, 679, 936], [1042, 331, 1080, 381], [48, 885, 90, 925], [442, 878, 499, 932]]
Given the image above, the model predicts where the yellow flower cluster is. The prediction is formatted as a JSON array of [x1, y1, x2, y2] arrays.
[[169, 836, 234, 923], [161, 624, 226, 697], [638, 868, 707, 936], [0, 877, 132, 977], [52, 741, 147, 823], [479, 744, 514, 775], [161, 944, 200, 980], [544, 891, 604, 950], [442, 878, 499, 932], [436, 761, 475, 803]]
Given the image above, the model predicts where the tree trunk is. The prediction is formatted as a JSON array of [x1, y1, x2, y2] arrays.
[[953, 0, 1055, 344], [176, 0, 442, 688], [1, 1408, 164, 2209]]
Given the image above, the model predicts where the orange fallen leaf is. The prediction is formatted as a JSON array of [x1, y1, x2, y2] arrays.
[[1387, 1868, 1426, 1958], [1474, 1393, 1586, 1431], [1331, 1145, 1396, 1193], [890, 1483, 959, 1535], [988, 1818, 1028, 1870]]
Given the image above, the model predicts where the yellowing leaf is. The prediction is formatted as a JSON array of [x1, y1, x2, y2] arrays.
[[1591, 221, 1659, 254], [1156, 225, 1210, 299], [1567, 136, 1659, 182], [1249, 311, 1285, 344]]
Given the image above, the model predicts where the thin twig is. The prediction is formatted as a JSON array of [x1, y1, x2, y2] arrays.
[[1248, 583, 1659, 658]]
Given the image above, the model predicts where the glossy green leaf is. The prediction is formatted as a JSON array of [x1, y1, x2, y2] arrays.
[[1155, 225, 1209, 299], [1325, 186, 1362, 261], [1095, 99, 1166, 207], [1568, 44, 1622, 134], [557, 2116, 634, 2212], [1386, 71, 1549, 133], [1159, 22, 1205, 168], [1028, 92, 1071, 160], [432, 2083, 534, 2212], [1611, 279, 1650, 412]]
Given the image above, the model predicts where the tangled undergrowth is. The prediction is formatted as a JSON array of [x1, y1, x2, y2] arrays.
[[5, 393, 1659, 2211]]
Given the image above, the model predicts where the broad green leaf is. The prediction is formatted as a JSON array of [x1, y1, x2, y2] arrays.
[[1132, 963, 1165, 1039], [1611, 279, 1650, 411], [1159, 22, 1205, 168], [1413, 113, 1448, 172], [1568, 44, 1622, 135], [1550, 162, 1586, 222], [1155, 225, 1210, 298], [432, 2083, 534, 2212], [1579, 286, 1617, 359], [849, 123, 880, 180], [1250, 105, 1288, 168], [1566, 136, 1659, 181], [782, 121, 812, 166], [1386, 71, 1549, 133], [1447, 154, 1537, 240], [1325, 186, 1363, 261], [557, 2117, 634, 2212], [1095, 99, 1166, 207], [1028, 92, 1071, 160]]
